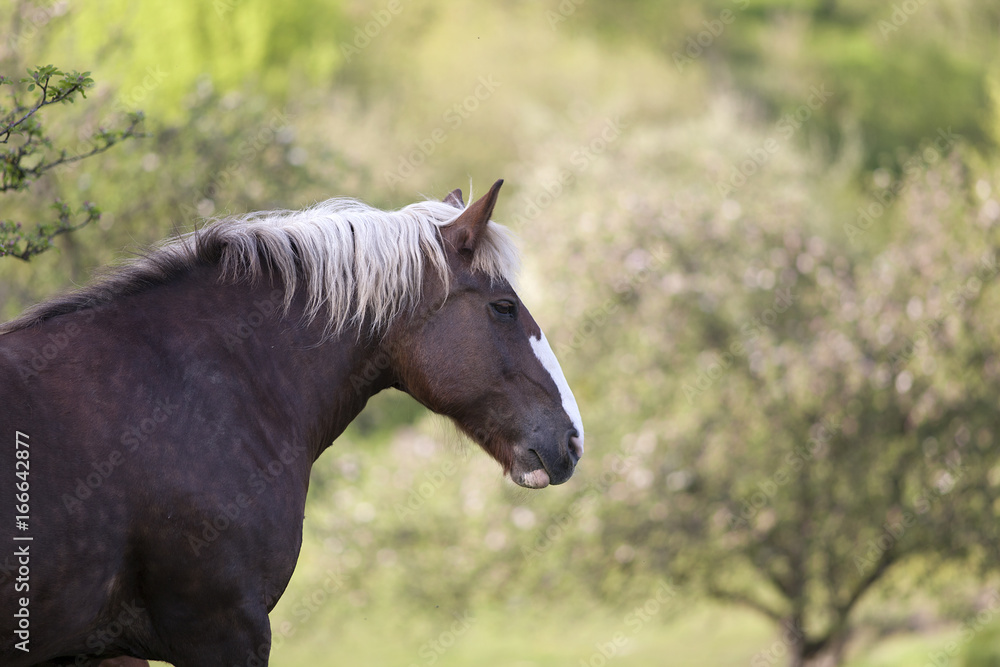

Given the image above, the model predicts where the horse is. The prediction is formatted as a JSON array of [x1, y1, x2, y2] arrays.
[[0, 180, 584, 666]]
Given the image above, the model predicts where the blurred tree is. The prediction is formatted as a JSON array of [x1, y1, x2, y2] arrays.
[[588, 152, 1000, 665], [503, 96, 1000, 664], [0, 65, 143, 260]]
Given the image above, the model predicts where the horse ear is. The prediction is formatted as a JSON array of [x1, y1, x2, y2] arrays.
[[443, 179, 503, 255], [443, 188, 465, 209]]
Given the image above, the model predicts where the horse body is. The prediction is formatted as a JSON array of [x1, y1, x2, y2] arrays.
[[0, 181, 583, 665], [1, 268, 379, 664]]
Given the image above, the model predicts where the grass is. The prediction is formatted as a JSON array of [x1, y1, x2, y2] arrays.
[[261, 597, 966, 667], [138, 588, 968, 666]]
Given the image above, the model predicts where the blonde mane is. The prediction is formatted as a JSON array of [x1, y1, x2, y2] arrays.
[[1, 198, 520, 335]]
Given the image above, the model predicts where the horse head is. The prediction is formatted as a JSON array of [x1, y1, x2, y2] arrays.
[[385, 180, 584, 488]]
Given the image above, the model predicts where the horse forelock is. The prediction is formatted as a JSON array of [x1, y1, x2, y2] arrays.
[[0, 197, 520, 336]]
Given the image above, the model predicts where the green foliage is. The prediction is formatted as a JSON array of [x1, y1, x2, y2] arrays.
[[0, 64, 143, 259], [40, 0, 350, 118], [567, 0, 999, 173]]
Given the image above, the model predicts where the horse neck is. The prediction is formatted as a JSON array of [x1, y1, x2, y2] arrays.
[[148, 264, 393, 462]]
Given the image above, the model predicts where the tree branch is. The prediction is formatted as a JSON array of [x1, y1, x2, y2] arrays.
[[705, 583, 785, 623]]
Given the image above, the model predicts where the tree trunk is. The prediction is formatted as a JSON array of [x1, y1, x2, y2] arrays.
[[788, 634, 848, 667]]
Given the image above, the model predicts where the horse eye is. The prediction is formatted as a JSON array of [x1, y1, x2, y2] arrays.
[[491, 300, 517, 318]]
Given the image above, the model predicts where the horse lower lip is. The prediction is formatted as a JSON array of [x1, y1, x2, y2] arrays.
[[521, 469, 550, 488]]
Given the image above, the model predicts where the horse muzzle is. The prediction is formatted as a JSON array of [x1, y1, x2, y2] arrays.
[[511, 428, 581, 489]]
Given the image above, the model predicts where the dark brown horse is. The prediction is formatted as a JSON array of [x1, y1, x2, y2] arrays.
[[0, 180, 583, 666]]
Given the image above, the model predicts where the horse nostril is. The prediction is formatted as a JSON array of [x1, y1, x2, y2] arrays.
[[567, 430, 583, 463]]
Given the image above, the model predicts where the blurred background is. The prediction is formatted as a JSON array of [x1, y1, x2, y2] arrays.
[[2, 0, 1000, 665]]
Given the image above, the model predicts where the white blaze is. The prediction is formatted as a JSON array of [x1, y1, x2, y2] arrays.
[[529, 332, 584, 452]]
